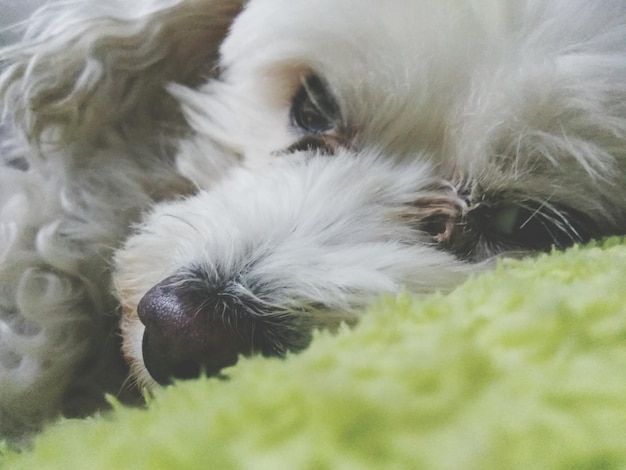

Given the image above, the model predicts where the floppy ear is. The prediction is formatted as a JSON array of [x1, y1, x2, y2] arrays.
[[0, 0, 245, 147]]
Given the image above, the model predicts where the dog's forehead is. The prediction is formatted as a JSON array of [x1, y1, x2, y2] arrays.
[[221, 0, 514, 74]]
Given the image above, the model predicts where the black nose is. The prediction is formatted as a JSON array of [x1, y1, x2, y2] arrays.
[[137, 274, 253, 385]]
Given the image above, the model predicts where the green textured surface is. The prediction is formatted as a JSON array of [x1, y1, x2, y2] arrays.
[[3, 238, 626, 469]]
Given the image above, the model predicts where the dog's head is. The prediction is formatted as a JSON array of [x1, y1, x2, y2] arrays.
[[9, 0, 624, 388]]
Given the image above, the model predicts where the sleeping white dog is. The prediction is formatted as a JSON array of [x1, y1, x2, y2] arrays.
[[1, 0, 625, 440]]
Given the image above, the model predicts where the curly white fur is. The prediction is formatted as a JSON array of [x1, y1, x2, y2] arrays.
[[1, 0, 626, 441]]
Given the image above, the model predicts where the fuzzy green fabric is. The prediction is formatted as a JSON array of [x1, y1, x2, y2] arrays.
[[3, 238, 626, 469]]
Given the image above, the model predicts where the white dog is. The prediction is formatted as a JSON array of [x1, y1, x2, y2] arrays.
[[1, 0, 625, 440]]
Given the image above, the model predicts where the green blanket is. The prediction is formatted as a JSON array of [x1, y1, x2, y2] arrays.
[[3, 238, 626, 469]]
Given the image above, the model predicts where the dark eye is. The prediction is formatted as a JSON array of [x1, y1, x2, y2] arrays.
[[489, 202, 595, 250], [446, 198, 600, 261], [290, 75, 340, 134]]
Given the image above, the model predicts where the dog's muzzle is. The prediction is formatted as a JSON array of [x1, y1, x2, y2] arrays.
[[125, 155, 477, 385]]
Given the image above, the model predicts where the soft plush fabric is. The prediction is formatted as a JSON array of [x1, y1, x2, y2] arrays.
[[2, 238, 626, 469]]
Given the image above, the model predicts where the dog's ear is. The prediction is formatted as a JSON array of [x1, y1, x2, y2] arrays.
[[0, 0, 245, 147]]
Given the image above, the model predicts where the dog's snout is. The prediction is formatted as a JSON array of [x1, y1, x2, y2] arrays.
[[137, 275, 246, 385]]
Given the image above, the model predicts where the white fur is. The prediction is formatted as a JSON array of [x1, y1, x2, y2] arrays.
[[1, 0, 626, 440]]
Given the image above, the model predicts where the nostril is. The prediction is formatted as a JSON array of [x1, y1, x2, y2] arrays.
[[136, 274, 245, 385]]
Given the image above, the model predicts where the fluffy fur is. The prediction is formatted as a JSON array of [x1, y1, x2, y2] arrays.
[[1, 0, 625, 441]]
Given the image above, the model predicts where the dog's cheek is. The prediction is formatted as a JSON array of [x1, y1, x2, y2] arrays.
[[119, 307, 155, 388]]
